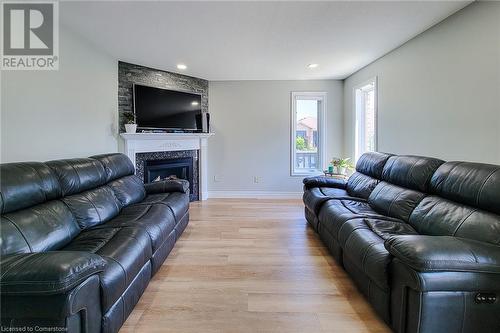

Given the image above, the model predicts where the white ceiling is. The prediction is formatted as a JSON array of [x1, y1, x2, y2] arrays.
[[61, 1, 471, 81]]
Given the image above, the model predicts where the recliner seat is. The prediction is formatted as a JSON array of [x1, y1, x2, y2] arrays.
[[303, 153, 500, 333], [0, 153, 190, 333]]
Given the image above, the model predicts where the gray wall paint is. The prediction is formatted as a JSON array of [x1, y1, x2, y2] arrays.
[[1, 26, 118, 162], [344, 2, 500, 164], [208, 80, 343, 193], [118, 62, 208, 131]]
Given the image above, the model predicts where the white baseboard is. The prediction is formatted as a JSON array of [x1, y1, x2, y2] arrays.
[[207, 191, 303, 199]]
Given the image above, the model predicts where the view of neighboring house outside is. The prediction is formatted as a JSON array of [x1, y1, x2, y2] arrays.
[[296, 117, 318, 150], [296, 116, 318, 169]]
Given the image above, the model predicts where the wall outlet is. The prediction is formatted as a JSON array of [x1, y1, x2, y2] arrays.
[[253, 176, 261, 183]]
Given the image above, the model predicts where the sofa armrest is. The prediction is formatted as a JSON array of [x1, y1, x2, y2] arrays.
[[385, 235, 500, 274], [144, 179, 189, 194], [303, 176, 347, 190], [0, 251, 106, 295]]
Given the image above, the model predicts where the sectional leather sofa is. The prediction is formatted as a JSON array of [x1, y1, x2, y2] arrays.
[[303, 152, 500, 333], [0, 153, 190, 333]]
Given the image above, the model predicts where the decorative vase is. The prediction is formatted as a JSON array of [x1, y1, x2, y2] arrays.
[[339, 167, 347, 175], [125, 124, 137, 133], [328, 165, 334, 173]]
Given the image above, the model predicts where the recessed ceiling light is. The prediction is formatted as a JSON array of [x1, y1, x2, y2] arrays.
[[177, 64, 187, 70], [191, 101, 199, 106], [307, 63, 319, 69]]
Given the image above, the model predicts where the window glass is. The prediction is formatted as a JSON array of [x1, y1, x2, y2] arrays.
[[291, 93, 326, 175]]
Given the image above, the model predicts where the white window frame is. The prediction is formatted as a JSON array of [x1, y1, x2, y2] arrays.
[[290, 91, 327, 177], [354, 77, 378, 162]]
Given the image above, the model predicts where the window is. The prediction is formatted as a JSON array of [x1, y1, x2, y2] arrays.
[[291, 92, 326, 176], [354, 78, 377, 161]]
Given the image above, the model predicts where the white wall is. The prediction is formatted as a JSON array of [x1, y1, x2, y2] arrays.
[[1, 25, 118, 163], [208, 80, 343, 196], [344, 2, 500, 164]]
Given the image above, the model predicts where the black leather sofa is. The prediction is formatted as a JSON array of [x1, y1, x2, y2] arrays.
[[303, 152, 500, 333], [0, 153, 190, 333]]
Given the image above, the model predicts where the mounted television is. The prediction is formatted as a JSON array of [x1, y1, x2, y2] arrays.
[[133, 84, 202, 131]]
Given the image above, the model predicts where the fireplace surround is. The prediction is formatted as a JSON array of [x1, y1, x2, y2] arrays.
[[120, 132, 214, 200], [136, 152, 198, 201]]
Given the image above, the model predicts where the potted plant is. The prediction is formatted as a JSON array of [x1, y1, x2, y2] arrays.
[[123, 112, 137, 133], [331, 157, 354, 175], [337, 157, 354, 175]]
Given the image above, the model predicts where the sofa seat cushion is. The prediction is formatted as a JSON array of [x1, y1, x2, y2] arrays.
[[94, 204, 176, 253], [63, 227, 152, 311], [303, 187, 363, 215], [318, 199, 391, 239], [319, 187, 349, 198], [132, 192, 189, 221], [365, 219, 418, 240], [338, 218, 412, 247]]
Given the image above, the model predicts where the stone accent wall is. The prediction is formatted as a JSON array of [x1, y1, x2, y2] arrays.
[[136, 150, 199, 201], [118, 61, 209, 131]]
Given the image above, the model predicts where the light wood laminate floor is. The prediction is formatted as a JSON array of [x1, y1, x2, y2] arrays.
[[120, 199, 391, 333]]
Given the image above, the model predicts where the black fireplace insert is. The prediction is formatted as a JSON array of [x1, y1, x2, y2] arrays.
[[143, 157, 194, 195]]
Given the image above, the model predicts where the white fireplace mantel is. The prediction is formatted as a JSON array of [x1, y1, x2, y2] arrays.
[[120, 132, 215, 200]]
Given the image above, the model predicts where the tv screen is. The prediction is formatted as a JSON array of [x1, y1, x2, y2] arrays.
[[133, 84, 202, 131]]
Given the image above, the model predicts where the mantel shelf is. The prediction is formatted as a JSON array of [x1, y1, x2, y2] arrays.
[[120, 132, 215, 141]]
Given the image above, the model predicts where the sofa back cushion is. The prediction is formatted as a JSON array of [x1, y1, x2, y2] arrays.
[[430, 161, 500, 215], [346, 173, 379, 199], [0, 154, 143, 254], [381, 155, 444, 192], [368, 155, 444, 221], [46, 158, 107, 196], [62, 187, 121, 229], [346, 152, 393, 199], [0, 162, 81, 255], [369, 182, 426, 221], [106, 175, 146, 206], [90, 153, 136, 182], [47, 155, 139, 228], [409, 162, 500, 245], [1, 201, 80, 255], [0, 162, 61, 214], [91, 153, 145, 206], [409, 196, 500, 245], [356, 152, 394, 179]]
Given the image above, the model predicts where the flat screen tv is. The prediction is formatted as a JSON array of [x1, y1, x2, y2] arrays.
[[133, 84, 202, 131]]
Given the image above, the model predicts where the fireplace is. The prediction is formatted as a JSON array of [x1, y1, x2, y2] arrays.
[[121, 132, 213, 200], [144, 157, 193, 191], [135, 150, 199, 201]]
